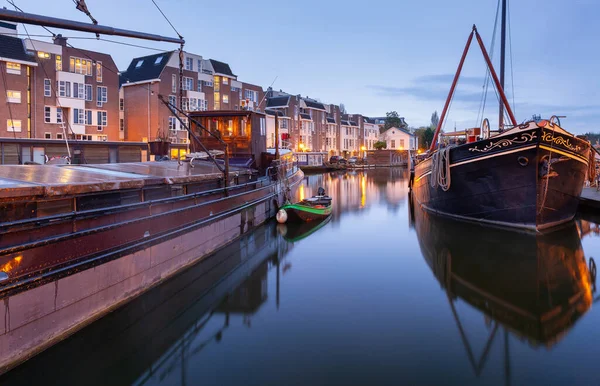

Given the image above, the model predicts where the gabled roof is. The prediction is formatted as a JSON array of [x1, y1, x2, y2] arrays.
[[304, 100, 326, 111], [326, 117, 336, 124], [266, 96, 290, 109], [120, 51, 173, 85], [300, 113, 312, 120], [265, 109, 285, 117], [383, 126, 415, 137], [209, 59, 235, 77], [0, 35, 36, 64]]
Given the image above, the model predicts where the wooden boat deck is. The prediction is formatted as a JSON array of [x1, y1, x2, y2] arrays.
[[0, 161, 249, 199]]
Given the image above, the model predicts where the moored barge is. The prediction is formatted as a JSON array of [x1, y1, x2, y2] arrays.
[[0, 158, 302, 373]]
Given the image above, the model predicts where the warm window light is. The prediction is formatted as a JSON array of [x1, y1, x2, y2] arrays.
[[299, 143, 305, 150], [360, 145, 366, 151], [37, 51, 50, 59]]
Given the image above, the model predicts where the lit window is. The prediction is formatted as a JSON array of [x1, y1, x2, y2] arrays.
[[55, 55, 62, 71], [69, 57, 93, 75], [44, 106, 51, 123], [6, 62, 21, 75], [214, 76, 220, 92], [7, 119, 21, 132], [222, 94, 229, 104], [6, 90, 21, 103], [223, 77, 229, 85], [37, 51, 50, 59], [44, 79, 51, 97], [96, 61, 102, 83], [214, 92, 220, 110]]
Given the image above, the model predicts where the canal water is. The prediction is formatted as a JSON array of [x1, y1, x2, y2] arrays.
[[3, 168, 600, 386]]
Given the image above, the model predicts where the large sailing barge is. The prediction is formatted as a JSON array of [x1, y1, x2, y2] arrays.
[[411, 17, 591, 231]]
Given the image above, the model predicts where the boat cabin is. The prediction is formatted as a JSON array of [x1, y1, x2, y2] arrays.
[[441, 127, 482, 145], [188, 110, 267, 170]]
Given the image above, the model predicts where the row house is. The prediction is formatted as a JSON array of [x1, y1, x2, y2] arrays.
[[0, 26, 120, 144], [363, 117, 380, 151], [120, 51, 264, 147], [340, 117, 360, 157]]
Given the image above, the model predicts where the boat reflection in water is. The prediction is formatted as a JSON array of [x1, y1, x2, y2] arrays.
[[0, 221, 296, 386], [277, 216, 332, 243], [411, 194, 595, 379]]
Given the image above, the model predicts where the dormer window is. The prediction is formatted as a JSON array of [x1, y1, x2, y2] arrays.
[[135, 60, 143, 68], [154, 56, 162, 65]]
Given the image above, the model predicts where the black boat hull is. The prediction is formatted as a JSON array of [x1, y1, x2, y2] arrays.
[[412, 122, 590, 230]]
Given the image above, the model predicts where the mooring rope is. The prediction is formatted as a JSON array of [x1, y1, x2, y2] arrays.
[[430, 146, 454, 191]]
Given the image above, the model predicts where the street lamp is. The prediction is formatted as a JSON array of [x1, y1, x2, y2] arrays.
[[360, 145, 366, 159], [299, 143, 305, 152]]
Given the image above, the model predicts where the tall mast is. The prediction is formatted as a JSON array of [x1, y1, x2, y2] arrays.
[[498, 0, 507, 130]]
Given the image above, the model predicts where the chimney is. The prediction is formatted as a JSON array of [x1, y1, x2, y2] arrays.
[[53, 34, 68, 47]]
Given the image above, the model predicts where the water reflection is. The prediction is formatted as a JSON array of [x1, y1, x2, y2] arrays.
[[3, 169, 600, 386], [411, 194, 597, 383], [296, 168, 410, 219]]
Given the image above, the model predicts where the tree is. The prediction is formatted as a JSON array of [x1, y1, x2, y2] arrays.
[[414, 126, 435, 151], [380, 111, 402, 133], [430, 111, 439, 129], [340, 103, 347, 114], [373, 140, 387, 150]]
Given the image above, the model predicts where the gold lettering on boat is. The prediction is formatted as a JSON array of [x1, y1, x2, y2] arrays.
[[541, 132, 581, 152], [468, 132, 537, 153]]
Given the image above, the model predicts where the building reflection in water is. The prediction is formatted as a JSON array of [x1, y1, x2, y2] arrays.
[[410, 194, 596, 384], [297, 168, 411, 222]]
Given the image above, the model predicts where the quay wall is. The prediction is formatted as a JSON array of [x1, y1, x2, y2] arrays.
[[0, 171, 301, 373]]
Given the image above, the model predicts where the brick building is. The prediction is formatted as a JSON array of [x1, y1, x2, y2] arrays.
[[0, 25, 120, 143], [120, 51, 265, 147]]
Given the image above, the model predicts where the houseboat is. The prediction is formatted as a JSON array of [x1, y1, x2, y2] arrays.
[[0, 110, 303, 373]]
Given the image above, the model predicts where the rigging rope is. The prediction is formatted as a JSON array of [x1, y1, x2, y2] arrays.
[[151, 0, 183, 39], [508, 0, 516, 117], [430, 145, 454, 191], [476, 0, 501, 127]]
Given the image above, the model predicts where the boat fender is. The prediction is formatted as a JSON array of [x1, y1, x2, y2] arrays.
[[276, 209, 288, 224], [518, 156, 528, 167]]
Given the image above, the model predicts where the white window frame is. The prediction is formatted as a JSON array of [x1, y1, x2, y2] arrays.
[[44, 79, 51, 97], [222, 94, 229, 104], [6, 62, 21, 75], [44, 106, 51, 123], [6, 90, 21, 103], [96, 86, 107, 107], [44, 132, 52, 139], [85, 84, 93, 101], [168, 116, 177, 131], [168, 95, 177, 108], [7, 119, 21, 132], [96, 61, 103, 83], [85, 110, 93, 125], [171, 74, 176, 93], [74, 108, 84, 124], [185, 57, 193, 71], [57, 107, 63, 124], [97, 111, 107, 129]]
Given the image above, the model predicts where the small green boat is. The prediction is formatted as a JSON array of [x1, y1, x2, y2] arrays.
[[276, 187, 332, 223]]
